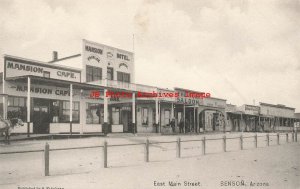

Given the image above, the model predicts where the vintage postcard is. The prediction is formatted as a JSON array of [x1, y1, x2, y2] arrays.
[[0, 0, 299, 189]]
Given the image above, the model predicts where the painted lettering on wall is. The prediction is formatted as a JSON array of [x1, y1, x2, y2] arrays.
[[119, 63, 128, 69], [177, 97, 200, 105], [117, 53, 130, 61], [85, 45, 103, 55], [7, 62, 43, 73], [57, 71, 76, 78], [87, 55, 101, 63], [15, 85, 70, 96]]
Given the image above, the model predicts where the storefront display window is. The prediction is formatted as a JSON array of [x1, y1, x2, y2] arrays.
[[86, 103, 102, 124], [7, 96, 26, 121], [60, 101, 79, 123]]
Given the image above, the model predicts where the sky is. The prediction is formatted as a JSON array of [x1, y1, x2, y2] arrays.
[[0, 0, 299, 111]]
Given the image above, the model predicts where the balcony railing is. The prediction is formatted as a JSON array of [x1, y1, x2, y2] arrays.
[[87, 79, 157, 93]]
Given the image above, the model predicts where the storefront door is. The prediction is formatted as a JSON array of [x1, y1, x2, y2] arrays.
[[33, 99, 51, 134], [122, 111, 131, 132]]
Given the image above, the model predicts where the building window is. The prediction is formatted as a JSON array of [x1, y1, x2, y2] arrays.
[[164, 110, 170, 125], [86, 103, 102, 124], [43, 71, 50, 78], [60, 101, 80, 123], [112, 107, 120, 124], [7, 96, 26, 121], [142, 108, 148, 125], [117, 71, 130, 83], [86, 65, 102, 82], [107, 67, 113, 80]]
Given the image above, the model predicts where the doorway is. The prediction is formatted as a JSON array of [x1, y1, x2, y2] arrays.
[[32, 98, 51, 134], [121, 110, 131, 132]]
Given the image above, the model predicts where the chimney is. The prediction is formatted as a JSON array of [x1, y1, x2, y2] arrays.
[[52, 51, 58, 61]]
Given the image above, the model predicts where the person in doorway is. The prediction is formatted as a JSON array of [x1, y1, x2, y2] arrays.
[[96, 106, 101, 124], [170, 118, 176, 133], [179, 118, 184, 133]]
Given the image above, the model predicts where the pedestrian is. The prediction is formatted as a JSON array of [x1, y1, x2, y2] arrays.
[[179, 118, 184, 133], [170, 118, 176, 133]]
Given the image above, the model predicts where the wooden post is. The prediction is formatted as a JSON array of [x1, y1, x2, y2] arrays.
[[103, 141, 108, 168], [176, 137, 181, 158], [286, 133, 288, 143], [27, 77, 31, 137], [132, 93, 136, 134], [104, 89, 108, 135], [44, 143, 49, 176], [295, 128, 298, 142], [292, 132, 295, 142], [183, 104, 186, 133], [145, 138, 149, 162], [240, 134, 243, 150], [70, 84, 73, 135], [266, 133, 269, 146], [254, 133, 258, 148], [202, 137, 206, 155], [277, 133, 280, 145], [223, 135, 226, 152]]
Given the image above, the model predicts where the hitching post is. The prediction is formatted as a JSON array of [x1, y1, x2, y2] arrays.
[[223, 135, 226, 152], [277, 133, 280, 145], [202, 137, 206, 155], [286, 133, 288, 143], [266, 133, 269, 146], [44, 143, 50, 176], [145, 138, 149, 162], [103, 141, 108, 168], [176, 137, 181, 158], [240, 134, 243, 150]]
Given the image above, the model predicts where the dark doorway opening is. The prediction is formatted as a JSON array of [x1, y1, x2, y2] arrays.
[[32, 98, 51, 134]]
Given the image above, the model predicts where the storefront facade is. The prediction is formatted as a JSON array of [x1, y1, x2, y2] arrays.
[[1, 39, 298, 135]]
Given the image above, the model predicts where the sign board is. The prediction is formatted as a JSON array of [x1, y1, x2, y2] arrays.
[[82, 39, 134, 82], [244, 105, 260, 115], [175, 89, 203, 106], [6, 81, 81, 101], [5, 60, 81, 82]]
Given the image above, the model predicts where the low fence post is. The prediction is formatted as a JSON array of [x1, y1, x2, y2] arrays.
[[44, 143, 49, 176], [202, 137, 206, 155], [176, 137, 181, 158], [103, 141, 108, 168], [240, 134, 243, 150], [286, 133, 288, 143], [266, 133, 269, 146], [145, 138, 149, 162], [223, 135, 226, 152], [277, 133, 280, 145], [254, 133, 258, 148]]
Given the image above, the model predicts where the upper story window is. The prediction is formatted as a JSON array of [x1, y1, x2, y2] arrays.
[[117, 71, 130, 83], [86, 65, 102, 82], [107, 67, 114, 80]]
